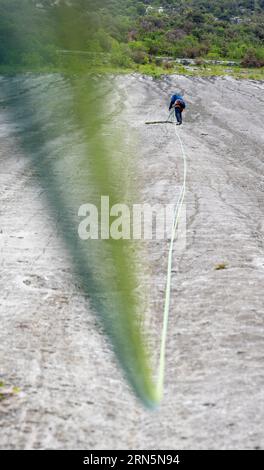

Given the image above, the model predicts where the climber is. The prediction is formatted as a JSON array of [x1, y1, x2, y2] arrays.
[[169, 93, 186, 125]]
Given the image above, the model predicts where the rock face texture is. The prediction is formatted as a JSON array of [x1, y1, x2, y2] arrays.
[[0, 74, 263, 449]]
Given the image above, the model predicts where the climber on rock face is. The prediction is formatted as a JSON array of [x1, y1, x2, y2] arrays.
[[169, 93, 186, 125]]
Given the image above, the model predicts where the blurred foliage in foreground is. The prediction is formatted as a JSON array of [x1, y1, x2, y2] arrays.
[[1, 0, 161, 407]]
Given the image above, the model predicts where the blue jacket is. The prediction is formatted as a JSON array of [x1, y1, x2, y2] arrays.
[[169, 94, 186, 110]]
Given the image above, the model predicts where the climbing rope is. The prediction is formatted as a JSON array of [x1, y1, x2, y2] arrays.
[[152, 109, 188, 401]]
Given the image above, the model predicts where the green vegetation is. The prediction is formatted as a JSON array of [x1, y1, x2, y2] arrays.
[[0, 381, 20, 401], [0, 1, 264, 77], [215, 263, 228, 270]]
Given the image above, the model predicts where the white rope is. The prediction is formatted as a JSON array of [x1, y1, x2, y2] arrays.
[[156, 108, 187, 401]]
